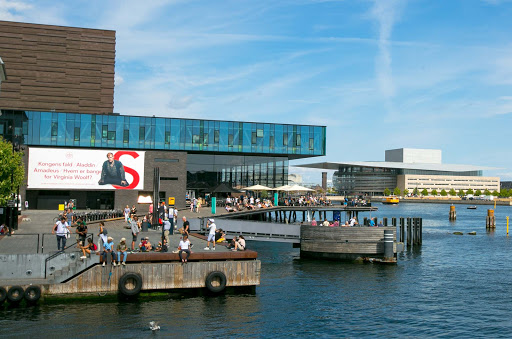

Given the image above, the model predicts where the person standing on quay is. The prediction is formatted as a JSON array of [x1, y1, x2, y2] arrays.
[[204, 218, 216, 250], [131, 215, 140, 251], [163, 218, 171, 245], [52, 216, 70, 251]]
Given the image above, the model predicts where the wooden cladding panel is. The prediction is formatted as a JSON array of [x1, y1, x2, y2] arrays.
[[0, 20, 115, 114], [44, 261, 261, 295]]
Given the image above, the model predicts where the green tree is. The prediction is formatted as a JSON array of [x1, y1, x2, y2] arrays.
[[483, 189, 491, 196], [413, 187, 419, 196], [449, 188, 457, 196], [260, 190, 268, 199], [499, 189, 510, 198], [492, 190, 499, 196], [403, 189, 409, 196], [0, 137, 25, 206], [421, 188, 428, 196], [383, 188, 391, 196], [466, 188, 474, 195], [393, 187, 401, 196], [458, 189, 465, 197], [432, 189, 438, 196], [440, 189, 448, 196], [475, 189, 482, 196]]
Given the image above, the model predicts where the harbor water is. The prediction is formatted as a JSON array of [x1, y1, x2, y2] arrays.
[[1, 203, 512, 338]]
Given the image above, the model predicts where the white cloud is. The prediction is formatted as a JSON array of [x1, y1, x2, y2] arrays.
[[114, 75, 124, 86]]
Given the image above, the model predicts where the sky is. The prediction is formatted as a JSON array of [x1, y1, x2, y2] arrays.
[[1, 0, 511, 184]]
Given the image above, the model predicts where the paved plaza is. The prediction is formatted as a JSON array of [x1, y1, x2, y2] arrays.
[[0, 207, 232, 255]]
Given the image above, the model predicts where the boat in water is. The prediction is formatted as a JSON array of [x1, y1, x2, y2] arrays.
[[467, 206, 477, 210], [382, 196, 399, 205]]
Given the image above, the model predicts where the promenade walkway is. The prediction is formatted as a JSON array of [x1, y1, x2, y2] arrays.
[[0, 207, 232, 255]]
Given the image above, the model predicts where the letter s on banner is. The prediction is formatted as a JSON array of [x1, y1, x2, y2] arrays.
[[113, 151, 140, 190]]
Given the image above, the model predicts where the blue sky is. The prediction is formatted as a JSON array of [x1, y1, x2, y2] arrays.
[[1, 0, 511, 184]]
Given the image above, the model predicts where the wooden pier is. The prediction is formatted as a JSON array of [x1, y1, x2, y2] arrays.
[[300, 225, 397, 261], [0, 236, 261, 305]]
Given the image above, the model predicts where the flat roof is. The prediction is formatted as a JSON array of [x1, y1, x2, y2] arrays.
[[295, 161, 499, 172]]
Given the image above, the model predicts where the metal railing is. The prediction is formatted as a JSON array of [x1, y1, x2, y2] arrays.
[[44, 233, 94, 279]]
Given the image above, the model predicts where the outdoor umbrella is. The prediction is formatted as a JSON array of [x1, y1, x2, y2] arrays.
[[242, 184, 274, 191], [288, 184, 315, 192], [274, 185, 292, 191]]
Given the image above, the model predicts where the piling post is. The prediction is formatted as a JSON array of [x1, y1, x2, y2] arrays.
[[449, 205, 456, 221], [383, 229, 394, 261], [406, 217, 412, 247], [383, 217, 388, 226], [419, 218, 423, 245], [486, 209, 496, 229], [363, 217, 368, 226], [399, 217, 405, 243], [507, 216, 509, 236], [392, 217, 397, 227]]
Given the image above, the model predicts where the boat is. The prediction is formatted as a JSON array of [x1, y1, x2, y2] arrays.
[[467, 206, 477, 210], [382, 196, 399, 204]]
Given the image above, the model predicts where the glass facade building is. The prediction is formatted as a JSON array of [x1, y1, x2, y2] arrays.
[[5, 110, 325, 157], [1, 110, 326, 191]]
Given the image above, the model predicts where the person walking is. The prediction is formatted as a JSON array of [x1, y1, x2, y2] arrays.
[[124, 205, 130, 223], [204, 218, 216, 250], [116, 238, 128, 266], [97, 221, 108, 252], [130, 215, 140, 251], [52, 216, 70, 251]]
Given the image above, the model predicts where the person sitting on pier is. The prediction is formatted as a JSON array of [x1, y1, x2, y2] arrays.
[[330, 220, 339, 227], [311, 218, 317, 226], [369, 218, 375, 227], [178, 234, 191, 263], [0, 223, 7, 234], [102, 237, 116, 267], [79, 238, 97, 259], [215, 229, 226, 243], [116, 238, 128, 265], [349, 217, 358, 227], [377, 220, 384, 227], [342, 220, 350, 227], [322, 219, 330, 227], [155, 239, 168, 252], [233, 235, 246, 251]]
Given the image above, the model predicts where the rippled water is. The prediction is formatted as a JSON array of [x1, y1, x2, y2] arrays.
[[1, 203, 512, 338]]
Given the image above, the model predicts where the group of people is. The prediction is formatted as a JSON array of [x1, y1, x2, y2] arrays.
[[51, 203, 247, 267], [224, 195, 274, 212], [282, 195, 332, 207], [310, 216, 383, 227]]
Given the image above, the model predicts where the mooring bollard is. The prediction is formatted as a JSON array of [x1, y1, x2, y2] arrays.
[[384, 229, 394, 261], [486, 209, 496, 229], [449, 205, 456, 221]]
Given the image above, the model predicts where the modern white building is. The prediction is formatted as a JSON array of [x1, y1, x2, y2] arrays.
[[298, 148, 500, 196]]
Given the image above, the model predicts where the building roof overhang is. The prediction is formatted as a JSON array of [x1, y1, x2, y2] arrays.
[[295, 161, 499, 172]]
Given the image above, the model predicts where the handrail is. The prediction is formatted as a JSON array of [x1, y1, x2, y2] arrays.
[[44, 233, 94, 279]]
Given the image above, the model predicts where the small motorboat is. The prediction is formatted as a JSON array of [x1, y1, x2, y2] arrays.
[[382, 196, 399, 205], [467, 206, 477, 210]]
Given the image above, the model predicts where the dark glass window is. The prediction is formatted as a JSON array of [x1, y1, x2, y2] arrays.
[[102, 125, 108, 139], [214, 130, 219, 143], [296, 134, 301, 146], [228, 134, 233, 147], [139, 127, 145, 141], [309, 138, 314, 150], [165, 131, 171, 144], [74, 127, 80, 141], [252, 132, 257, 144], [203, 133, 208, 145], [283, 133, 288, 146], [123, 130, 129, 143], [107, 131, 115, 140], [270, 136, 274, 149], [51, 122, 58, 136]]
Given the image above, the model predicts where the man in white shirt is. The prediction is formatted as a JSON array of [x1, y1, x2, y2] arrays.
[[349, 217, 358, 227], [52, 216, 70, 251], [204, 218, 217, 250], [163, 218, 172, 245]]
